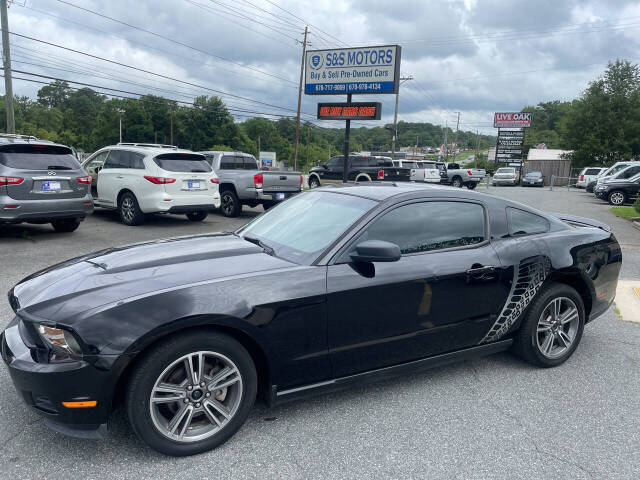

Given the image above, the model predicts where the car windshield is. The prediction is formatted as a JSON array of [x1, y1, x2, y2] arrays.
[[496, 168, 515, 174], [526, 172, 542, 177], [238, 191, 376, 264]]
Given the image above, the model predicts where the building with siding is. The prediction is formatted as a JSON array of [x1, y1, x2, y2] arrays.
[[524, 148, 572, 185]]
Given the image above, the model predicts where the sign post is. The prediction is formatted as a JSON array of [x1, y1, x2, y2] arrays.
[[493, 113, 531, 171], [305, 45, 401, 182]]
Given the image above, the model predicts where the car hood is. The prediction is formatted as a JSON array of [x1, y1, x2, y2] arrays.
[[11, 233, 297, 322]]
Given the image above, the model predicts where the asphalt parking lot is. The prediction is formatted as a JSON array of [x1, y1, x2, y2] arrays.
[[1, 187, 639, 479]]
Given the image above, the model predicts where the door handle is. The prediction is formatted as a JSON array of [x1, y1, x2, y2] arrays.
[[466, 265, 495, 275]]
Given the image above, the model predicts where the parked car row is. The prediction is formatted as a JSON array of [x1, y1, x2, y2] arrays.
[[1, 136, 303, 232], [591, 162, 640, 205]]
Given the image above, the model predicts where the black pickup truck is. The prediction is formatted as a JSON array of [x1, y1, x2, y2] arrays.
[[308, 155, 411, 188]]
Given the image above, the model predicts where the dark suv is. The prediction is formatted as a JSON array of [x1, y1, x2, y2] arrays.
[[0, 135, 93, 232], [594, 172, 640, 205], [308, 155, 411, 188]]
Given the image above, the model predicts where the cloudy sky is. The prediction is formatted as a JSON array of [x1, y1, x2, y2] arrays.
[[5, 0, 640, 135]]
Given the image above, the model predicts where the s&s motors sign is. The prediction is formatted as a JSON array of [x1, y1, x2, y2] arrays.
[[493, 112, 532, 128], [305, 45, 401, 95]]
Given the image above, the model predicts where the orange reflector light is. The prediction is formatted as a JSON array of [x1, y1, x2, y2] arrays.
[[62, 400, 97, 408]]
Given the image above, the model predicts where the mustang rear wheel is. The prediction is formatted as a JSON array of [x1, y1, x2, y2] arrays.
[[126, 331, 257, 456], [513, 282, 585, 367]]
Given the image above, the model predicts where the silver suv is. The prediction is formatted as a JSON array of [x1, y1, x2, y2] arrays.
[[0, 134, 93, 232]]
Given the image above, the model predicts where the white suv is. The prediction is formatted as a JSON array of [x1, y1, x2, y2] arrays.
[[83, 144, 221, 226]]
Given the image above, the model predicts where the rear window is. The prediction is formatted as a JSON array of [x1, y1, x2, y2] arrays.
[[0, 144, 79, 170], [584, 168, 602, 175], [154, 154, 212, 172]]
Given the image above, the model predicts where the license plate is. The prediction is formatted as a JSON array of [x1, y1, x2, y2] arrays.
[[42, 181, 61, 191], [187, 181, 201, 189], [275, 193, 285, 200]]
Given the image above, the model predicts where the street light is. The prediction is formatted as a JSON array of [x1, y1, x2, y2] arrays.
[[115, 108, 125, 143]]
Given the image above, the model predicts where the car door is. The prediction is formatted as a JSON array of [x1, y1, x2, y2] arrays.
[[326, 199, 509, 378], [96, 150, 119, 207], [321, 156, 343, 184]]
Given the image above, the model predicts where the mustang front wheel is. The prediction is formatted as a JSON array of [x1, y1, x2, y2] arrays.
[[126, 331, 257, 456]]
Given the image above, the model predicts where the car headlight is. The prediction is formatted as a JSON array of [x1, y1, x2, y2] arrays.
[[37, 324, 83, 363]]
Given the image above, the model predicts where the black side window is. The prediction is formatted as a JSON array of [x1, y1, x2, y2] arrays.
[[327, 157, 341, 168], [584, 168, 600, 175], [243, 156, 259, 170], [220, 155, 236, 170], [507, 207, 549, 236], [351, 157, 368, 167], [363, 201, 486, 254], [619, 166, 640, 179]]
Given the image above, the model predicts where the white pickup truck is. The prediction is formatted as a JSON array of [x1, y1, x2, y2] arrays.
[[440, 162, 486, 189], [392, 160, 441, 183]]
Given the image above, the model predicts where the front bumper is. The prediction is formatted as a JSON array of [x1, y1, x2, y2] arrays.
[[1, 317, 129, 433], [0, 194, 93, 223], [594, 189, 608, 199], [522, 181, 543, 187], [492, 178, 518, 185]]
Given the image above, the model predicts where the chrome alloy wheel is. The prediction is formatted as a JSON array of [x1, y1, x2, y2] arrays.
[[221, 193, 235, 215], [609, 191, 625, 205], [536, 297, 580, 359], [121, 197, 135, 223], [149, 351, 243, 443]]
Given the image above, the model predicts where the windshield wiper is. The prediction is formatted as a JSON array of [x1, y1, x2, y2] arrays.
[[242, 234, 275, 256], [46, 165, 73, 170]]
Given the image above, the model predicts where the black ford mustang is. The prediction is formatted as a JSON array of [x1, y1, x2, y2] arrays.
[[1, 184, 622, 456]]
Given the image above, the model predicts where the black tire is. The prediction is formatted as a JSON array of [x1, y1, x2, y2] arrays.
[[512, 282, 585, 368], [466, 183, 477, 190], [451, 176, 463, 188], [51, 218, 81, 233], [607, 190, 627, 206], [186, 211, 208, 222], [220, 189, 241, 218], [126, 330, 257, 456], [308, 176, 320, 189], [118, 192, 145, 226]]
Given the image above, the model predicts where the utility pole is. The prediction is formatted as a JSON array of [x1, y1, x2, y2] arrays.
[[293, 25, 308, 172], [475, 130, 480, 168], [444, 121, 449, 161], [391, 75, 413, 160], [305, 126, 310, 171], [1, 0, 15, 133], [453, 111, 460, 155], [257, 135, 261, 164]]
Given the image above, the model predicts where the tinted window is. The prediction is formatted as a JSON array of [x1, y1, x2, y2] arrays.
[[327, 156, 342, 168], [242, 156, 259, 170], [364, 201, 485, 254], [584, 168, 602, 175], [0, 144, 79, 170], [376, 157, 393, 167], [617, 166, 640, 179], [85, 151, 109, 169], [154, 154, 212, 172], [403, 161, 417, 168], [220, 155, 236, 170], [351, 157, 368, 167], [128, 152, 146, 169], [525, 172, 542, 178], [507, 207, 549, 236]]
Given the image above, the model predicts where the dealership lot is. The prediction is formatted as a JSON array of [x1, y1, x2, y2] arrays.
[[1, 187, 640, 479]]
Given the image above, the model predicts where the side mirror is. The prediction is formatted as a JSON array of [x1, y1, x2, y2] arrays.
[[322, 164, 329, 169], [350, 240, 401, 263]]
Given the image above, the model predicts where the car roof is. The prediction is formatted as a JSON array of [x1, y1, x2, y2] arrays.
[[0, 135, 70, 150], [199, 151, 256, 158], [100, 144, 201, 156], [314, 182, 487, 201]]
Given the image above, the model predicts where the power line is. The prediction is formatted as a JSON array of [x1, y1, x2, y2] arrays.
[[17, 3, 296, 89], [53, 0, 296, 85], [7, 31, 306, 114]]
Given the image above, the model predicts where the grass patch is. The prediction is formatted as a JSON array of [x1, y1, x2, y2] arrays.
[[610, 206, 638, 220]]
